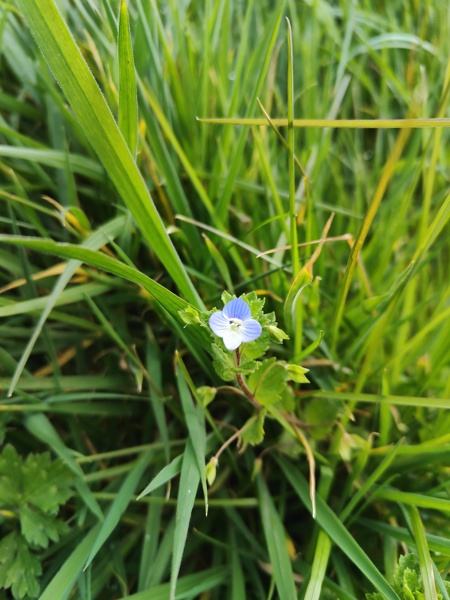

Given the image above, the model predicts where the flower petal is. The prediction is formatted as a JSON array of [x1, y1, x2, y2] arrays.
[[223, 298, 251, 320], [222, 330, 243, 351], [208, 310, 230, 336], [240, 319, 262, 343]]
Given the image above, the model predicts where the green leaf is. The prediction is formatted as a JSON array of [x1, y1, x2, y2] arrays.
[[137, 454, 183, 500], [197, 386, 217, 408], [0, 235, 211, 351], [84, 451, 153, 570], [0, 445, 73, 515], [15, 0, 203, 308], [21, 450, 73, 512], [242, 412, 266, 446], [19, 505, 68, 548], [284, 267, 313, 326], [267, 325, 290, 344], [0, 445, 22, 505], [38, 524, 102, 600], [179, 305, 201, 325], [118, 0, 138, 157], [286, 363, 310, 383], [175, 358, 208, 514], [277, 457, 401, 600], [247, 358, 288, 407], [407, 507, 439, 600], [0, 532, 41, 599], [170, 440, 201, 600], [256, 475, 298, 600]]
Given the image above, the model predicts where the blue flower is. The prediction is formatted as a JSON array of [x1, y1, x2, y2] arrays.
[[209, 298, 262, 351]]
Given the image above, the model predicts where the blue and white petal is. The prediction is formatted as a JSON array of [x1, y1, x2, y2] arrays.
[[222, 330, 244, 351], [208, 310, 230, 336], [222, 298, 251, 321], [240, 319, 262, 343]]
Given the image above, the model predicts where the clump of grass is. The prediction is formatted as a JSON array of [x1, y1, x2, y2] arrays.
[[0, 1, 449, 599]]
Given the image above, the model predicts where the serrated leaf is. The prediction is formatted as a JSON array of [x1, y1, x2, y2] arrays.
[[211, 342, 236, 381], [242, 413, 266, 446], [21, 452, 73, 513], [19, 505, 69, 548], [211, 343, 260, 381], [0, 414, 12, 445], [279, 385, 296, 413], [0, 532, 41, 599], [243, 328, 272, 360], [0, 445, 22, 505], [247, 358, 288, 407]]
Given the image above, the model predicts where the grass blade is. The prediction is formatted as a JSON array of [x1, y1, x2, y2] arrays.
[[277, 457, 400, 600], [84, 450, 153, 570], [170, 439, 200, 600], [118, 0, 137, 157], [39, 525, 102, 600], [16, 0, 202, 307], [256, 474, 298, 600]]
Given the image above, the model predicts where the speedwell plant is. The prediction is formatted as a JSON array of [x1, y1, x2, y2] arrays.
[[180, 291, 310, 486]]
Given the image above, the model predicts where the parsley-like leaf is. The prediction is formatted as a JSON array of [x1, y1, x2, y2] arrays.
[[0, 532, 41, 599]]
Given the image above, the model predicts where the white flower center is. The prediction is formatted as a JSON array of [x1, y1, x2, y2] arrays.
[[228, 317, 243, 332]]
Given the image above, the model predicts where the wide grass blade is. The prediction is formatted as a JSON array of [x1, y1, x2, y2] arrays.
[[16, 0, 202, 308], [0, 235, 212, 349]]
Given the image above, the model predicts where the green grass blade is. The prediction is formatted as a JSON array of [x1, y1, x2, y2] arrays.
[[137, 454, 183, 500], [256, 474, 298, 600], [331, 126, 411, 348], [312, 390, 450, 410], [39, 524, 102, 600], [0, 235, 211, 349], [286, 17, 298, 278], [84, 450, 153, 570], [16, 0, 202, 308], [339, 440, 403, 523], [406, 505, 439, 600], [215, 1, 285, 221], [175, 355, 208, 514], [24, 413, 104, 521], [277, 457, 400, 600], [119, 566, 227, 600], [118, 0, 137, 157], [304, 530, 333, 600], [197, 117, 450, 128], [170, 439, 201, 600], [5, 215, 125, 397]]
